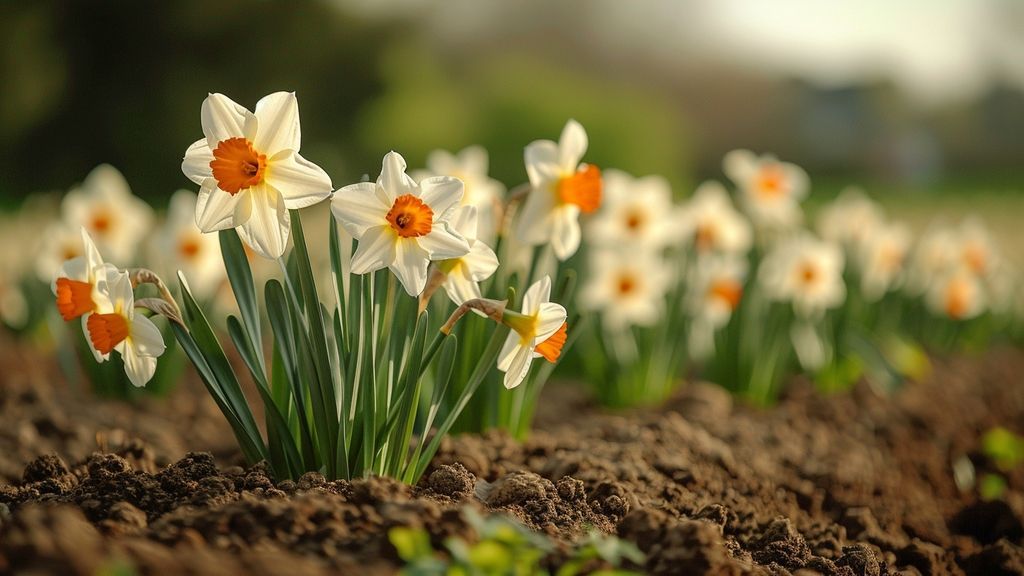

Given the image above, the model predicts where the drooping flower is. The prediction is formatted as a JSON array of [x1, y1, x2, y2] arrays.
[[181, 92, 333, 259], [516, 120, 602, 261], [586, 169, 677, 250], [723, 149, 808, 231], [154, 190, 224, 299], [413, 146, 505, 244], [51, 229, 121, 361], [331, 151, 471, 296], [497, 276, 568, 389], [927, 269, 985, 321], [678, 181, 753, 255], [61, 164, 153, 265], [759, 234, 845, 318], [816, 187, 884, 251], [85, 270, 166, 387], [857, 220, 912, 301], [686, 255, 747, 360], [579, 248, 671, 332], [433, 206, 500, 307]]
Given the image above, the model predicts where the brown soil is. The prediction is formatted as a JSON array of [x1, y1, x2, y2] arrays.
[[1, 328, 1023, 575]]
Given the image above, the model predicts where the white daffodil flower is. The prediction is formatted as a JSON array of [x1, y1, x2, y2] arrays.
[[85, 270, 166, 387], [759, 234, 845, 319], [52, 229, 122, 361], [435, 206, 500, 307], [586, 169, 678, 250], [155, 190, 224, 299], [816, 187, 884, 252], [723, 149, 808, 231], [497, 276, 568, 389], [686, 255, 747, 360], [516, 119, 602, 261], [957, 217, 1001, 280], [413, 146, 505, 244], [579, 248, 671, 332], [181, 92, 333, 259], [906, 223, 958, 296], [331, 151, 471, 296], [857, 220, 912, 301], [678, 181, 753, 255], [61, 164, 153, 265], [926, 268, 985, 321], [37, 221, 87, 283]]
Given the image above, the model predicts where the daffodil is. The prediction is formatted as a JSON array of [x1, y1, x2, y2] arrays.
[[759, 234, 845, 318], [37, 221, 87, 283], [497, 276, 568, 389], [686, 255, 747, 360], [957, 217, 1001, 280], [516, 120, 602, 261], [678, 181, 753, 255], [906, 223, 958, 296], [586, 169, 677, 250], [927, 268, 985, 321], [857, 220, 912, 301], [331, 151, 471, 296], [154, 190, 224, 299], [579, 248, 670, 332], [723, 149, 808, 230], [413, 146, 505, 244], [181, 92, 333, 259], [52, 229, 121, 361], [816, 187, 884, 251], [61, 164, 153, 265], [85, 270, 166, 387], [433, 206, 500, 307]]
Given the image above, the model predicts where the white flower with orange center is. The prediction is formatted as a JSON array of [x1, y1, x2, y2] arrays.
[[497, 276, 568, 389], [155, 190, 224, 299], [434, 206, 500, 307], [956, 218, 1001, 280], [723, 150, 808, 230], [759, 234, 845, 318], [37, 221, 89, 283], [687, 255, 747, 360], [181, 92, 333, 259], [52, 229, 121, 361], [857, 220, 912, 301], [906, 223, 958, 296], [331, 151, 471, 296], [816, 187, 884, 251], [516, 119, 602, 261], [678, 181, 753, 255], [579, 248, 671, 332], [85, 270, 166, 387], [586, 169, 678, 250], [927, 269, 985, 321], [61, 164, 153, 265], [413, 146, 505, 245]]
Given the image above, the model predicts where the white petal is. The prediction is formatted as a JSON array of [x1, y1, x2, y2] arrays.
[[443, 268, 482, 306], [121, 345, 158, 388], [418, 225, 470, 261], [331, 182, 389, 238], [503, 346, 533, 390], [378, 151, 415, 200], [419, 176, 464, 216], [82, 315, 108, 363], [254, 91, 300, 154], [130, 315, 166, 357], [534, 302, 567, 343], [497, 332, 520, 371], [53, 257, 88, 291], [558, 119, 588, 172], [522, 275, 552, 315], [196, 180, 246, 232], [722, 149, 758, 184], [524, 140, 561, 186], [350, 225, 395, 274], [458, 145, 489, 174], [462, 242, 499, 281], [201, 93, 256, 146], [514, 183, 557, 244], [182, 139, 214, 185], [391, 238, 430, 296], [236, 186, 290, 259], [266, 151, 332, 209], [551, 205, 582, 261], [449, 206, 479, 242]]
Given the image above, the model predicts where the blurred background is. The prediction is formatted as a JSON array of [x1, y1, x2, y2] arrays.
[[2, 0, 1023, 240]]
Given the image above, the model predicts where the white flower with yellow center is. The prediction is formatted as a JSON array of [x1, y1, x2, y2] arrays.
[[331, 151, 471, 296], [516, 119, 602, 261], [155, 190, 224, 299], [686, 255, 747, 360], [85, 270, 166, 387], [497, 276, 568, 389], [413, 146, 505, 244], [586, 169, 677, 250], [579, 248, 670, 332], [434, 206, 500, 307], [926, 268, 985, 321], [759, 234, 845, 318], [181, 92, 333, 259], [51, 229, 121, 361], [816, 187, 884, 251], [723, 149, 808, 230], [62, 164, 153, 265], [678, 181, 752, 255], [857, 220, 912, 301]]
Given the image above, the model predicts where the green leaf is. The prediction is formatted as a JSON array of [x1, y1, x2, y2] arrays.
[[219, 229, 264, 369]]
